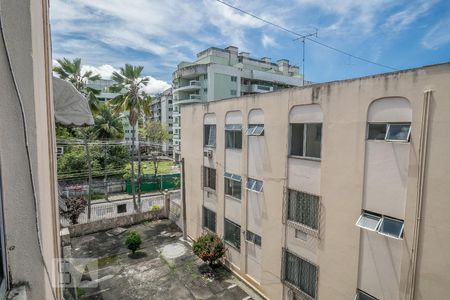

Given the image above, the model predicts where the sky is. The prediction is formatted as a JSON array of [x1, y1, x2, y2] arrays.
[[51, 0, 450, 94]]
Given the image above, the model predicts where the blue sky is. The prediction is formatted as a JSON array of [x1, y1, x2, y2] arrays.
[[51, 0, 450, 93]]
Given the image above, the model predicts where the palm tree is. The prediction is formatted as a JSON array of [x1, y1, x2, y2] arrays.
[[110, 64, 151, 211], [53, 57, 102, 219], [92, 104, 124, 201]]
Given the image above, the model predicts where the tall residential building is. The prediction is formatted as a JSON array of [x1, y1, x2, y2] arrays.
[[180, 62, 450, 300], [86, 79, 138, 144], [150, 88, 173, 154], [172, 45, 304, 161]]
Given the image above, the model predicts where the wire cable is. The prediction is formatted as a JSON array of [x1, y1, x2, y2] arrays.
[[0, 9, 57, 300], [213, 0, 399, 71]]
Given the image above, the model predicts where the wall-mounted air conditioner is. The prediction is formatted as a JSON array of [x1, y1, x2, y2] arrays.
[[203, 150, 213, 158]]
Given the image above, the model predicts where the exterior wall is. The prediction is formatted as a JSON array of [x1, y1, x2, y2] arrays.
[[181, 63, 450, 300], [0, 0, 60, 298]]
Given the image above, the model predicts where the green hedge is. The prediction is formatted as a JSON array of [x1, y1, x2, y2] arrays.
[[126, 173, 180, 193]]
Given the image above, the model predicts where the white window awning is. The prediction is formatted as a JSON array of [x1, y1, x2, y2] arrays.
[[53, 77, 94, 127]]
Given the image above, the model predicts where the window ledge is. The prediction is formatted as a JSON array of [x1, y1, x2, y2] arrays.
[[288, 155, 321, 162], [202, 226, 216, 234], [224, 241, 241, 252], [287, 220, 319, 238], [366, 139, 410, 144], [225, 194, 241, 202], [203, 145, 216, 149], [202, 187, 216, 195], [283, 281, 316, 300]]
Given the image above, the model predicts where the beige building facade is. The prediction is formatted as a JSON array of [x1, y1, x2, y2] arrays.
[[180, 62, 450, 300]]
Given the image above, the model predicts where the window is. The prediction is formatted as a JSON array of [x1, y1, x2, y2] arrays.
[[203, 88, 208, 93], [356, 211, 404, 239], [224, 172, 241, 199], [204, 124, 216, 147], [202, 206, 216, 232], [246, 230, 262, 247], [356, 290, 378, 300], [367, 123, 411, 142], [224, 219, 241, 249], [290, 123, 322, 159], [378, 216, 404, 239], [117, 203, 127, 214], [246, 178, 263, 193], [287, 190, 319, 231], [246, 124, 264, 136], [230, 89, 237, 96], [203, 166, 216, 190], [231, 76, 237, 82], [283, 249, 318, 299], [225, 124, 242, 149]]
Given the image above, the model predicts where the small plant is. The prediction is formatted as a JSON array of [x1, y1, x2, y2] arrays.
[[193, 233, 226, 266], [124, 231, 142, 255], [150, 204, 161, 211]]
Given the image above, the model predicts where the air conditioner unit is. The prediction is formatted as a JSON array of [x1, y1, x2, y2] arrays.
[[56, 146, 64, 156], [203, 150, 213, 158]]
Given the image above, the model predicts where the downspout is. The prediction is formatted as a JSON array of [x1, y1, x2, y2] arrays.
[[181, 157, 187, 240], [408, 90, 432, 299]]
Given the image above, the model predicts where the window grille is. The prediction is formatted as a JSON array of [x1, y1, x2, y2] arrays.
[[224, 218, 241, 250], [202, 206, 216, 232]]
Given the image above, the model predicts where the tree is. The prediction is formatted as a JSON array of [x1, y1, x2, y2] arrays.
[[110, 64, 151, 211], [92, 104, 124, 201], [193, 233, 226, 266], [142, 121, 170, 176], [60, 196, 87, 225], [54, 57, 102, 219], [124, 231, 142, 255]]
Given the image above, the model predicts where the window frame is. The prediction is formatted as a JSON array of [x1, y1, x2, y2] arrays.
[[355, 289, 379, 300], [286, 189, 320, 235], [356, 211, 404, 240], [202, 166, 216, 191], [378, 216, 404, 239], [202, 206, 216, 233], [355, 212, 382, 232], [245, 230, 262, 247], [224, 218, 241, 250], [246, 178, 263, 193], [289, 123, 322, 160], [203, 124, 216, 147], [225, 124, 242, 149], [246, 124, 265, 136], [224, 172, 242, 200], [367, 122, 411, 142]]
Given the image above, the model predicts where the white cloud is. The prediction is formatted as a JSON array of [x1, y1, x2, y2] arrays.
[[422, 19, 450, 49], [142, 76, 171, 95], [384, 0, 438, 31], [81, 64, 120, 79], [261, 34, 278, 48]]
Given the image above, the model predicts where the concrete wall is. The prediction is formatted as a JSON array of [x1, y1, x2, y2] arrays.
[[0, 0, 60, 298], [181, 63, 450, 299]]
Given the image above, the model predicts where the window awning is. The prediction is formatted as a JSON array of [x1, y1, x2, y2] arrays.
[[53, 77, 94, 127]]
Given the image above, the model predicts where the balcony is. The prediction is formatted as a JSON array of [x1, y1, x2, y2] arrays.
[[175, 94, 202, 104], [173, 80, 201, 93]]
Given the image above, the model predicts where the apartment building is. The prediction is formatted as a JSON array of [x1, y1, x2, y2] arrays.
[[150, 88, 173, 154], [172, 45, 304, 161], [180, 62, 450, 300]]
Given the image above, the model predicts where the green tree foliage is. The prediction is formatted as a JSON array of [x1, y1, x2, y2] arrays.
[[124, 231, 142, 254], [92, 104, 124, 140], [193, 233, 226, 266]]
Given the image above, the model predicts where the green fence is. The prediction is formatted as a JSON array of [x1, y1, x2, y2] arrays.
[[126, 173, 180, 194]]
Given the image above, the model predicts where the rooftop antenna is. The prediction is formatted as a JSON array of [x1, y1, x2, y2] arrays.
[[294, 29, 318, 86]]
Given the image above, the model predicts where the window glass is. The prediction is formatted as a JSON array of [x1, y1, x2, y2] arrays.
[[356, 212, 381, 231], [202, 206, 216, 232], [246, 178, 263, 192], [368, 123, 387, 140], [246, 179, 255, 190], [305, 124, 322, 158], [379, 217, 404, 238], [284, 251, 317, 298], [246, 230, 262, 247], [225, 178, 241, 199], [203, 124, 216, 146], [203, 167, 216, 190], [290, 124, 304, 156], [224, 219, 241, 249], [225, 125, 242, 149], [357, 290, 379, 300], [386, 124, 410, 141]]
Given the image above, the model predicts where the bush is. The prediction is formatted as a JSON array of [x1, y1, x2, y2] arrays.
[[150, 204, 161, 211], [124, 231, 142, 254], [60, 196, 87, 225], [192, 233, 226, 266]]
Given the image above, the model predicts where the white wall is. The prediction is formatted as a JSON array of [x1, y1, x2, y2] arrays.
[[288, 158, 321, 195]]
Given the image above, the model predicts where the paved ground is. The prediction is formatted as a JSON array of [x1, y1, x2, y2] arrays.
[[67, 219, 262, 300]]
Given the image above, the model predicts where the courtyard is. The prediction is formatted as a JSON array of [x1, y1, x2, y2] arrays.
[[67, 219, 262, 300]]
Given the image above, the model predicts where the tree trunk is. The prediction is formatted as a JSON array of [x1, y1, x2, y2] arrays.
[[137, 139, 142, 211], [85, 134, 92, 220], [131, 126, 137, 211], [103, 142, 109, 202]]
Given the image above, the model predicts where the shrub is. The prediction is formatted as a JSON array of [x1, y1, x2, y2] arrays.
[[192, 232, 226, 266], [150, 204, 161, 211], [60, 196, 87, 225], [124, 231, 142, 254]]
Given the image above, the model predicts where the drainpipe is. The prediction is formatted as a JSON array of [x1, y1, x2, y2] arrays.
[[408, 90, 432, 299], [181, 157, 187, 240]]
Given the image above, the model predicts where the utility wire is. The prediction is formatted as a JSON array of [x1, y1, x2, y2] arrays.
[[213, 0, 398, 71]]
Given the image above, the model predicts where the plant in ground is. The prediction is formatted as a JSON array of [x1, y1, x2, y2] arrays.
[[193, 232, 226, 266], [60, 196, 87, 225], [124, 231, 142, 255], [150, 204, 161, 211]]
